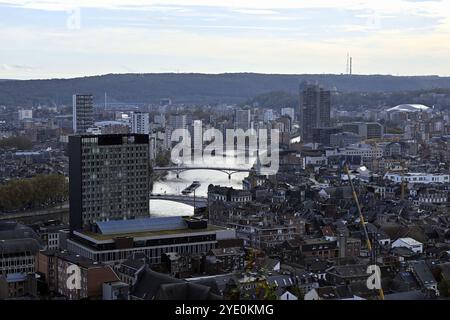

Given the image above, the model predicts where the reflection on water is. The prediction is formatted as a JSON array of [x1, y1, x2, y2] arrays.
[[150, 151, 256, 217]]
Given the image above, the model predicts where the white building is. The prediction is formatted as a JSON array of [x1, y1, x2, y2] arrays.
[[344, 143, 384, 159], [303, 155, 327, 169], [391, 237, 423, 254], [18, 109, 33, 120], [264, 109, 275, 122], [279, 290, 298, 300], [131, 112, 150, 134], [86, 127, 102, 135], [325, 144, 383, 161], [384, 172, 450, 184]]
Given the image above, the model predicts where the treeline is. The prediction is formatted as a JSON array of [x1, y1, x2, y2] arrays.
[[0, 174, 68, 213], [0, 136, 33, 150], [2, 73, 450, 106], [246, 88, 450, 111], [244, 91, 298, 109]]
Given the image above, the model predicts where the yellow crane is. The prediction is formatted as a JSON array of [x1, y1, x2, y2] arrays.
[[345, 164, 385, 300]]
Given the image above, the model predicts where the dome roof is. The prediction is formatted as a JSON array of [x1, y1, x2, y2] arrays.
[[386, 104, 430, 112]]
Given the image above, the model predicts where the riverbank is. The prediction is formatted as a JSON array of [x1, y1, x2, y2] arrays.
[[150, 170, 168, 191]]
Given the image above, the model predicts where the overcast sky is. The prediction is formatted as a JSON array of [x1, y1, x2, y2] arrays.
[[1, 0, 450, 79]]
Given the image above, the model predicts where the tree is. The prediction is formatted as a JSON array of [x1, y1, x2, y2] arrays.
[[155, 150, 171, 167], [0, 174, 68, 212], [0, 136, 33, 150]]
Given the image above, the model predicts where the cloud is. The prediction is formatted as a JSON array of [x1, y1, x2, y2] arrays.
[[0, 0, 446, 13], [1, 64, 36, 72], [1, 0, 450, 78]]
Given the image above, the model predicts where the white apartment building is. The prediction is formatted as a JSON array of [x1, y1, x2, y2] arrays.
[[131, 112, 150, 134], [384, 172, 450, 184]]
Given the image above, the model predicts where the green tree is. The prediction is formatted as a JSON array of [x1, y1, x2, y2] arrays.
[[0, 174, 68, 212], [0, 136, 33, 150]]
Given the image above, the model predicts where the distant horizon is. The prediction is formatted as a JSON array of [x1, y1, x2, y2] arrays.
[[2, 71, 450, 82]]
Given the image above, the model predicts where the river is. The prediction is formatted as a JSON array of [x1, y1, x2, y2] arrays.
[[150, 151, 255, 217]]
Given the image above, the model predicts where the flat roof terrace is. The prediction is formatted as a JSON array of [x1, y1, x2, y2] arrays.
[[74, 224, 226, 242]]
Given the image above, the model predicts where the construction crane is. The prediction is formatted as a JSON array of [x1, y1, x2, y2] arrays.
[[344, 164, 385, 300]]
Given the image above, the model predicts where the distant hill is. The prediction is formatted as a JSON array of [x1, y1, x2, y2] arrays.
[[1, 73, 450, 106]]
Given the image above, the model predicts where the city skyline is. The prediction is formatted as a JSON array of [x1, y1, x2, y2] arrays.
[[1, 0, 450, 79]]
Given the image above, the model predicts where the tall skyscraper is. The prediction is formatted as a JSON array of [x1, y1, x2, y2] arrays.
[[131, 112, 150, 134], [234, 109, 251, 130], [73, 94, 94, 134], [69, 134, 150, 231], [300, 83, 331, 143]]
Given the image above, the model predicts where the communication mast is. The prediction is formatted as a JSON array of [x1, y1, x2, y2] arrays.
[[350, 56, 353, 75]]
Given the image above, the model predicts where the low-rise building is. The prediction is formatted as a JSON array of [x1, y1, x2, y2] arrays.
[[384, 172, 450, 184], [67, 216, 236, 265], [392, 238, 423, 254]]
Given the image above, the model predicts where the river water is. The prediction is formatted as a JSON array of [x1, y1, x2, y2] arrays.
[[150, 151, 255, 217]]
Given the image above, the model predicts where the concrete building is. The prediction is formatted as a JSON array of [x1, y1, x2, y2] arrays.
[[330, 132, 362, 147], [68, 134, 150, 231], [384, 172, 450, 185], [72, 94, 94, 134], [408, 261, 438, 296], [56, 251, 119, 300], [312, 127, 342, 146], [341, 122, 384, 139], [300, 83, 331, 143], [131, 112, 150, 134], [208, 185, 252, 203], [66, 216, 236, 265], [0, 273, 37, 299], [264, 109, 275, 122], [0, 222, 42, 277], [392, 238, 423, 254], [234, 109, 251, 130], [18, 109, 33, 121], [102, 281, 129, 300], [169, 114, 188, 130]]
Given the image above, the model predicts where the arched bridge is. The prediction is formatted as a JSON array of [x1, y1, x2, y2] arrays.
[[152, 166, 253, 179]]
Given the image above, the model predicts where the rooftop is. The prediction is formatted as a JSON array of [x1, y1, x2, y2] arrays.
[[77, 224, 225, 241], [96, 216, 188, 235], [396, 237, 422, 246], [386, 104, 430, 113]]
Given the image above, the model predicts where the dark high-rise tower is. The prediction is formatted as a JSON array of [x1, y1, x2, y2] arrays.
[[300, 82, 331, 143], [73, 94, 94, 134], [69, 134, 150, 231]]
